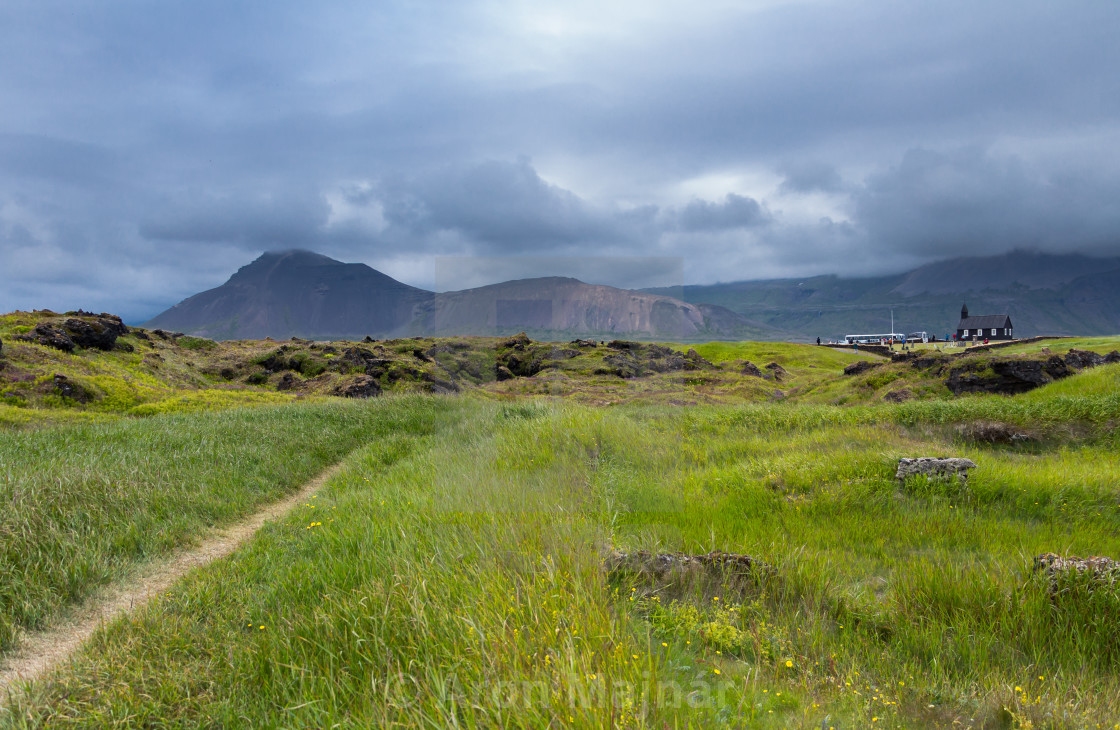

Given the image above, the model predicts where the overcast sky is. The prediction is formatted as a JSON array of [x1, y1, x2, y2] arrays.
[[2, 0, 1119, 321]]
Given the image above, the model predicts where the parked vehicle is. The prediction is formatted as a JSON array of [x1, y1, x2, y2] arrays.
[[843, 333, 906, 345]]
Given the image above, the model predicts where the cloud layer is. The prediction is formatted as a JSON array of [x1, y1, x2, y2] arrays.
[[2, 0, 1119, 320]]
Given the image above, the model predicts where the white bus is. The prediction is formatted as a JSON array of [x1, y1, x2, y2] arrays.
[[843, 333, 906, 345]]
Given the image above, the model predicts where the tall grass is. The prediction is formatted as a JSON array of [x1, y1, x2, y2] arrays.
[[7, 393, 1120, 727], [0, 396, 450, 653]]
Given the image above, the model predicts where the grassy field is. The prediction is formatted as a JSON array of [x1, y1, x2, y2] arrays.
[[2, 352, 1119, 727], [0, 398, 447, 654]]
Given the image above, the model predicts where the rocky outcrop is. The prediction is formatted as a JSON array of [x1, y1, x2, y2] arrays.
[[843, 360, 882, 376], [599, 342, 714, 379], [896, 457, 977, 484], [946, 356, 1070, 395], [764, 362, 787, 381], [883, 388, 913, 403], [14, 315, 125, 352], [944, 349, 1118, 395], [740, 361, 763, 377], [1034, 552, 1120, 596], [48, 374, 91, 403], [16, 324, 76, 352], [333, 375, 382, 398]]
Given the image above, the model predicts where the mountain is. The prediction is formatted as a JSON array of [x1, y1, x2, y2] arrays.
[[653, 251, 1120, 340], [146, 250, 788, 341], [426, 276, 790, 341], [144, 250, 433, 340]]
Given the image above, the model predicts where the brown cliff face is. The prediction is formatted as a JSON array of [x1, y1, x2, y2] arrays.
[[431, 277, 708, 339]]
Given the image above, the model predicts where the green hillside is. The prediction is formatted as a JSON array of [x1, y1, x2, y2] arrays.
[[3, 310, 1120, 726]]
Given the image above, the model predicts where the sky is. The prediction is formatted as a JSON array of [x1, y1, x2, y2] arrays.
[[2, 0, 1119, 322]]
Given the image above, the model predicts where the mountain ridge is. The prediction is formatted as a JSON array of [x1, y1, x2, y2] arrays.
[[146, 250, 786, 341]]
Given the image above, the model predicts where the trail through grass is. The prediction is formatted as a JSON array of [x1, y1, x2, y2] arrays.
[[4, 387, 1120, 727], [0, 396, 448, 654]]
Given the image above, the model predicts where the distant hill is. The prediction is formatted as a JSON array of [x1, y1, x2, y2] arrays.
[[146, 250, 789, 341], [651, 251, 1120, 340], [145, 250, 433, 340]]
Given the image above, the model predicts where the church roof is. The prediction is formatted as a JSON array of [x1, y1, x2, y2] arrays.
[[958, 314, 1012, 329]]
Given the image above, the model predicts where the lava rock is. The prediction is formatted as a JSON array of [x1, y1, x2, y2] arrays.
[[1064, 349, 1106, 369], [333, 375, 382, 398], [61, 318, 120, 350], [945, 357, 1075, 395], [896, 457, 977, 484], [843, 360, 882, 376], [1034, 552, 1120, 596], [15, 324, 76, 352], [883, 388, 914, 403], [501, 332, 532, 349], [276, 372, 298, 391], [49, 373, 91, 403], [764, 362, 787, 381], [740, 361, 764, 377]]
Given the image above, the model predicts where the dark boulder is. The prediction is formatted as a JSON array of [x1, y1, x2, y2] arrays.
[[96, 314, 128, 336], [507, 351, 545, 377], [0, 336, 3, 356], [334, 375, 382, 398], [276, 372, 298, 391], [49, 374, 92, 403], [685, 349, 714, 369], [570, 339, 597, 348], [421, 372, 459, 394], [843, 360, 881, 376], [1105, 350, 1120, 364], [945, 356, 1074, 395], [15, 323, 76, 352], [61, 318, 120, 350], [500, 332, 532, 349], [883, 388, 913, 403], [600, 343, 714, 379], [1064, 349, 1105, 369], [740, 361, 763, 377], [764, 362, 787, 381], [338, 347, 392, 377], [495, 365, 515, 381]]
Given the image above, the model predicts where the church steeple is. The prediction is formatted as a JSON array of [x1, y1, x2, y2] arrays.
[[961, 302, 969, 320]]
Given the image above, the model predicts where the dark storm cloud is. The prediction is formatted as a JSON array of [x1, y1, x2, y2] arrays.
[[376, 158, 662, 256], [678, 194, 769, 232], [140, 190, 331, 247], [2, 0, 1120, 318], [856, 147, 1120, 259]]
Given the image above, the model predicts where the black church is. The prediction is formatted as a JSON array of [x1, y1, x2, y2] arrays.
[[955, 303, 1013, 341]]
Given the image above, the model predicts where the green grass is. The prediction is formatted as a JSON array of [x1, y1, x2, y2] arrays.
[[0, 397, 447, 655], [4, 376, 1120, 727]]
